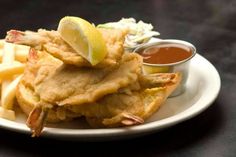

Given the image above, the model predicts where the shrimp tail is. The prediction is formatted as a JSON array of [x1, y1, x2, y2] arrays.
[[26, 104, 48, 137], [5, 29, 49, 47], [5, 30, 25, 43]]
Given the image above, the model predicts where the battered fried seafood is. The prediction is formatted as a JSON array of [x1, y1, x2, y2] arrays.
[[6, 28, 126, 68], [9, 28, 181, 137]]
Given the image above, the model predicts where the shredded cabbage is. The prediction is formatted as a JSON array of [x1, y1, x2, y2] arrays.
[[97, 18, 160, 49]]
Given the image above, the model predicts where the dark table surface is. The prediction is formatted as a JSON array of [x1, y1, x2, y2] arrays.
[[0, 0, 235, 156]]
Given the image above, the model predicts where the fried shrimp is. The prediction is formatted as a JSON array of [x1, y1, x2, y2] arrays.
[[7, 21, 181, 136]]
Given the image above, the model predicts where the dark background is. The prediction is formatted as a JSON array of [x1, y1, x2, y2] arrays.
[[0, 0, 235, 156]]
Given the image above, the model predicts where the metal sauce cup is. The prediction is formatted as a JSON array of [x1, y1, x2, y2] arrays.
[[134, 39, 196, 97]]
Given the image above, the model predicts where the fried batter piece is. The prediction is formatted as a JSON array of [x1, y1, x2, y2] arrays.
[[68, 83, 179, 128], [16, 49, 181, 136], [6, 28, 127, 68], [10, 26, 181, 137], [28, 50, 143, 106]]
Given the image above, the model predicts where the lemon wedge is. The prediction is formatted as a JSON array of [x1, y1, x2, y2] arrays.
[[58, 16, 107, 65]]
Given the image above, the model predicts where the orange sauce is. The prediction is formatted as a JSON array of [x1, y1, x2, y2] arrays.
[[140, 44, 192, 64]]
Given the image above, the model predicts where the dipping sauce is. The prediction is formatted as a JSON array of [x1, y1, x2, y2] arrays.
[[134, 40, 196, 97], [140, 44, 192, 64]]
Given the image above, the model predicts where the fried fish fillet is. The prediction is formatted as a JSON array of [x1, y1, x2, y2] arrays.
[[6, 28, 127, 68], [23, 49, 143, 106], [10, 26, 181, 136], [68, 78, 180, 128], [16, 49, 181, 136]]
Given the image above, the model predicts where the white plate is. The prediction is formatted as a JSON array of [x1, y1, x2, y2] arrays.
[[0, 53, 220, 141]]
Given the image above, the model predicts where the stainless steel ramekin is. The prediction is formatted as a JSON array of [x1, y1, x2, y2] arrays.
[[134, 39, 196, 97]]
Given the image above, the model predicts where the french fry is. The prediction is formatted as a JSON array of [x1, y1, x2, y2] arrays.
[[0, 39, 4, 48], [1, 42, 15, 97], [1, 75, 22, 110], [0, 41, 30, 62], [0, 49, 3, 62], [0, 62, 25, 79], [0, 40, 4, 61], [0, 41, 29, 121], [0, 107, 15, 121], [0, 75, 22, 120], [0, 42, 16, 120], [2, 42, 15, 64], [15, 44, 30, 62]]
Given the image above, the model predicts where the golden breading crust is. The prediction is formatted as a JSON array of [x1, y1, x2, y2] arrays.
[[6, 28, 128, 68]]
